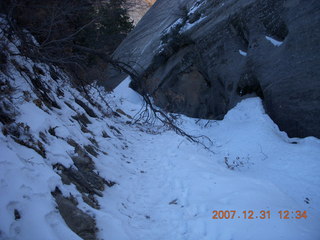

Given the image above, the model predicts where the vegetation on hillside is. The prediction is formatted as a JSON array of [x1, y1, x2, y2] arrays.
[[0, 0, 134, 84]]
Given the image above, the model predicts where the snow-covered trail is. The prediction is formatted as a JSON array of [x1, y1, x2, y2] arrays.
[[96, 79, 320, 240], [99, 123, 320, 240]]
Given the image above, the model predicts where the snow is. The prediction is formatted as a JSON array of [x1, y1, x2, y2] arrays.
[[188, 0, 206, 15], [265, 36, 284, 47], [95, 92, 320, 240], [179, 0, 207, 33], [180, 15, 207, 33], [161, 18, 184, 35], [18, 102, 52, 132], [1, 22, 320, 240], [162, 0, 207, 35], [0, 135, 78, 240], [112, 77, 143, 106], [239, 49, 248, 56]]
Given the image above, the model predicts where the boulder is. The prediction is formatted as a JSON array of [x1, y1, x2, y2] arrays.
[[103, 0, 320, 138], [53, 190, 97, 240]]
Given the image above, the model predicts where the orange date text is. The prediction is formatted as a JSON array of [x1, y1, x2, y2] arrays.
[[211, 210, 307, 220]]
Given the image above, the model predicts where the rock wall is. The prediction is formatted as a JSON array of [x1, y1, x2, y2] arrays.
[[104, 0, 320, 138]]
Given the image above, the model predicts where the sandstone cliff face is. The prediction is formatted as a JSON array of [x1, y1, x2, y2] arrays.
[[104, 0, 320, 138], [128, 0, 156, 25]]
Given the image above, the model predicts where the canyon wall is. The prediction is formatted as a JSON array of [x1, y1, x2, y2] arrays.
[[105, 0, 320, 138]]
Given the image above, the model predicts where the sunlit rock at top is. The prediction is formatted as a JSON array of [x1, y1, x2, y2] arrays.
[[128, 0, 156, 25]]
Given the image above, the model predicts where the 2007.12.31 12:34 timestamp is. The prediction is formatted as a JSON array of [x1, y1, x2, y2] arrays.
[[211, 210, 307, 220]]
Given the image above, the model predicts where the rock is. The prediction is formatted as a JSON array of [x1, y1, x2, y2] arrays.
[[61, 144, 106, 196], [14, 209, 21, 220], [103, 0, 196, 90], [54, 141, 108, 209], [82, 193, 100, 209], [128, 0, 156, 25], [74, 98, 98, 118], [52, 190, 97, 240], [104, 0, 320, 138]]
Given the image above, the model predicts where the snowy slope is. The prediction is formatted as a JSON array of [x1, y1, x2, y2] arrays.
[[1, 23, 320, 240]]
